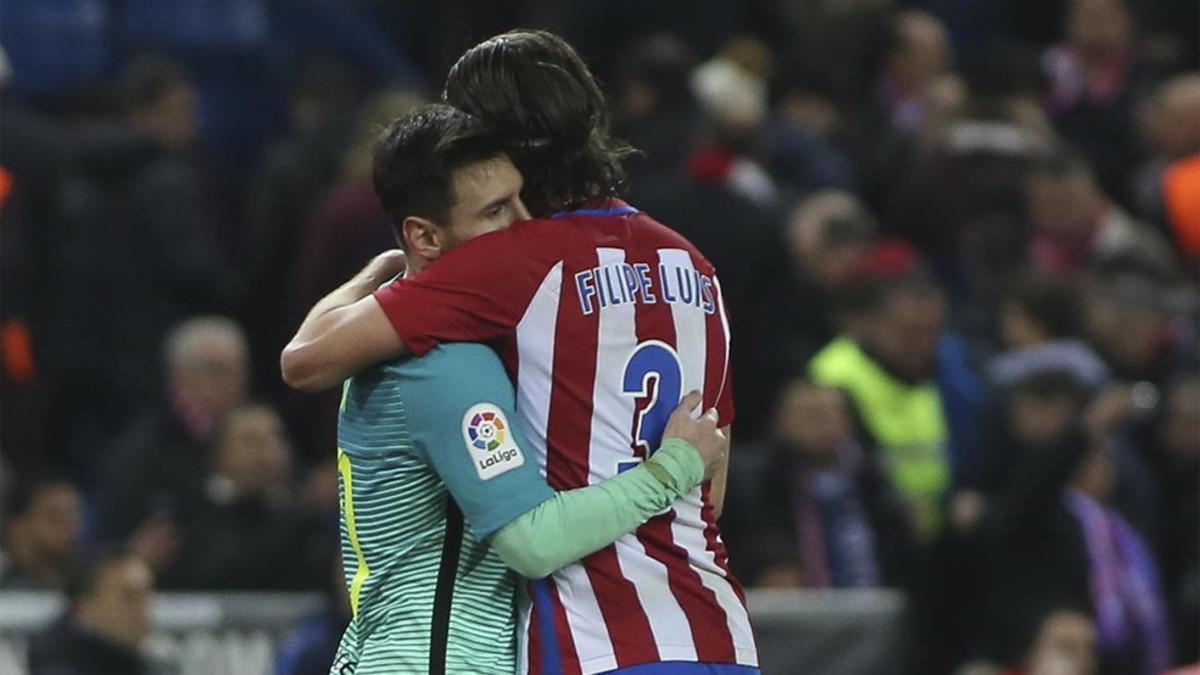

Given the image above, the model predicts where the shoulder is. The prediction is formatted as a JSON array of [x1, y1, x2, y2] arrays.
[[404, 343, 506, 376], [376, 344, 511, 400]]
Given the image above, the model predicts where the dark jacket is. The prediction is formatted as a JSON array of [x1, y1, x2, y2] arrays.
[[27, 617, 149, 675], [162, 481, 333, 591], [95, 405, 210, 541], [723, 439, 916, 589], [980, 427, 1166, 675]]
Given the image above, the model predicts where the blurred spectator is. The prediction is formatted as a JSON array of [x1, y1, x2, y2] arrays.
[[36, 56, 243, 480], [1151, 375, 1200, 664], [1084, 255, 1196, 389], [162, 404, 330, 590], [27, 549, 153, 675], [1013, 610, 1100, 675], [289, 89, 424, 331], [763, 61, 856, 195], [1042, 0, 1143, 204], [809, 242, 954, 541], [845, 7, 967, 211], [877, 10, 958, 136], [274, 560, 352, 675], [281, 88, 423, 462], [989, 274, 1109, 391], [724, 379, 913, 589], [1132, 73, 1200, 223], [242, 55, 366, 398], [95, 317, 249, 555], [689, 37, 779, 207], [952, 610, 1102, 675], [963, 43, 1055, 139], [613, 35, 701, 179], [1027, 153, 1175, 274], [980, 372, 1171, 675], [0, 475, 82, 590], [773, 190, 878, 372]]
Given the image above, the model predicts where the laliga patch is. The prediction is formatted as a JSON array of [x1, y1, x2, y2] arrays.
[[463, 403, 525, 480]]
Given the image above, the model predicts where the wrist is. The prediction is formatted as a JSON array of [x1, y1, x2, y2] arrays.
[[645, 439, 705, 496]]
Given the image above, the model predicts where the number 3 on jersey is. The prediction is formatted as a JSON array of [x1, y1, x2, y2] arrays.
[[619, 340, 683, 472]]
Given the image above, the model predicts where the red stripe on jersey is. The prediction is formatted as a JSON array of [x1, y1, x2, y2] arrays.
[[701, 482, 749, 609], [583, 549, 659, 665], [544, 248, 598, 490], [632, 265, 737, 663], [498, 336, 520, 386], [528, 588, 542, 675], [550, 581, 584, 675]]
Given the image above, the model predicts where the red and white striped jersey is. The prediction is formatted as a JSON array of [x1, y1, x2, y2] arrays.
[[373, 201, 759, 675]]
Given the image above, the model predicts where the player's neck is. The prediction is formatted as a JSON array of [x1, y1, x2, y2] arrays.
[[405, 255, 432, 277]]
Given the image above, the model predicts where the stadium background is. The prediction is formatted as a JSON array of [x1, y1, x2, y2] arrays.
[[0, 0, 1197, 673]]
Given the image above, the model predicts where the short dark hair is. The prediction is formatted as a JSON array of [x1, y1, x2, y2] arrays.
[[443, 29, 635, 216], [372, 103, 506, 242], [1004, 273, 1084, 340], [120, 55, 191, 112]]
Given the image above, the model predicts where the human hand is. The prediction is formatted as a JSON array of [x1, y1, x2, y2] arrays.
[[663, 390, 727, 480], [359, 250, 408, 287]]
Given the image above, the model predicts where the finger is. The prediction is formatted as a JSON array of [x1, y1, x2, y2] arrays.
[[703, 407, 719, 423], [675, 390, 703, 416]]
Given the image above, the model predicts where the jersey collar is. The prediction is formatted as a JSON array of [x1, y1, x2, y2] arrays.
[[550, 199, 638, 219]]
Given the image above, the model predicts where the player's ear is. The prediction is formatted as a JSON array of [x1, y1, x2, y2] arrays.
[[402, 216, 447, 260]]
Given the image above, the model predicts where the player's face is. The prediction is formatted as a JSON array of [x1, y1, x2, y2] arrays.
[[441, 155, 529, 251]]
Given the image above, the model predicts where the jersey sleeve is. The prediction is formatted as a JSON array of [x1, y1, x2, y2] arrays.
[[400, 343, 555, 539], [372, 227, 544, 356]]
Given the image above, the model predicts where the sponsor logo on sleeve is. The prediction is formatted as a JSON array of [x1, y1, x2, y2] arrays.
[[463, 403, 525, 480]]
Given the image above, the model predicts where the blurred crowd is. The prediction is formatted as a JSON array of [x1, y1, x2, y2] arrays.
[[0, 1, 1197, 674]]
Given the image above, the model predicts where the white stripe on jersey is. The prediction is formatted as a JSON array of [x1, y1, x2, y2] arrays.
[[663, 250, 758, 666], [517, 585, 533, 675], [712, 275, 733, 409], [554, 569, 616, 673], [515, 262, 564, 475], [587, 248, 638, 485], [658, 249, 707, 405]]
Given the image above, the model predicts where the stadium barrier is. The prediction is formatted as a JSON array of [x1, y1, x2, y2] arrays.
[[0, 589, 905, 674]]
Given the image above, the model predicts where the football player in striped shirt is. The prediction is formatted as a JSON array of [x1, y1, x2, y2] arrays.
[[284, 31, 760, 675], [321, 104, 728, 675]]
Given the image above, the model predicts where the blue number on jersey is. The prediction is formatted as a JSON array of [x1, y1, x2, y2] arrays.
[[619, 340, 684, 472]]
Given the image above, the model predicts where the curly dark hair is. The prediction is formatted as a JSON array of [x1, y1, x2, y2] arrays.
[[443, 29, 636, 216]]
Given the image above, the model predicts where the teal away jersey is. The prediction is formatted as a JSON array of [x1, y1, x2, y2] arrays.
[[331, 343, 555, 674]]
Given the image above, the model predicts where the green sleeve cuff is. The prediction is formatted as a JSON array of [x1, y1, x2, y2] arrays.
[[644, 438, 705, 496]]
